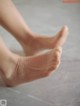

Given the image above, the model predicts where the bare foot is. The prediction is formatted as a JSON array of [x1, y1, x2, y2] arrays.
[[21, 26, 68, 56], [0, 46, 62, 87]]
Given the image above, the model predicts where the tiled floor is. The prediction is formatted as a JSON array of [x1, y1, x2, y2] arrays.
[[0, 0, 80, 106]]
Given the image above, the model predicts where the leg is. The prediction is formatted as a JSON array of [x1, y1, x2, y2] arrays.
[[0, 0, 68, 56], [0, 35, 62, 87]]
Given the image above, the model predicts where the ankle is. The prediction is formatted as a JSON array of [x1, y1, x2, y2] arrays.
[[19, 31, 36, 45]]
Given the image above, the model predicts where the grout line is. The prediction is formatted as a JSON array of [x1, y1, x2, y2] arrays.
[[27, 94, 53, 105]]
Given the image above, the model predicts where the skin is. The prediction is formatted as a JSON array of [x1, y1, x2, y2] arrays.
[[0, 0, 69, 87], [0, 36, 62, 87]]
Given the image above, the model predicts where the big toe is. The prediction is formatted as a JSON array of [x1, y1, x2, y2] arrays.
[[54, 46, 62, 61], [55, 25, 69, 47], [48, 47, 62, 74], [53, 47, 62, 68]]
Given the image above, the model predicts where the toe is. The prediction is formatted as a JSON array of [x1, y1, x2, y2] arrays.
[[55, 46, 62, 54], [54, 25, 69, 47], [53, 46, 62, 61], [51, 47, 62, 69], [58, 25, 69, 38], [47, 61, 60, 76]]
